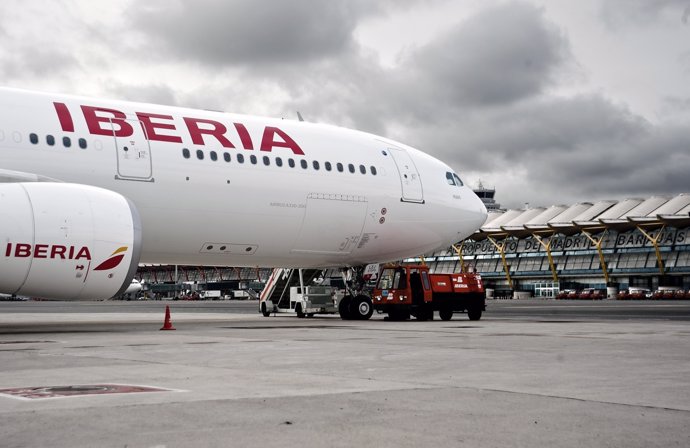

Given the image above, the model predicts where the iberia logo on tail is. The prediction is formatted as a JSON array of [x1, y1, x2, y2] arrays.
[[94, 247, 128, 271]]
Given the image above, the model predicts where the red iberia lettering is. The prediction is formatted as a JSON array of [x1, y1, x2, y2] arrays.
[[136, 112, 182, 143], [34, 244, 49, 259], [260, 126, 304, 155], [183, 117, 235, 148], [6, 243, 91, 260], [70, 102, 305, 155], [53, 102, 74, 132], [14, 243, 31, 258], [15, 244, 32, 258], [234, 123, 254, 150], [75, 247, 91, 260], [51, 245, 67, 259], [81, 105, 133, 137]]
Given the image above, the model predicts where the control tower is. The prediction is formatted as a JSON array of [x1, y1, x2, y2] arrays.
[[473, 181, 503, 211]]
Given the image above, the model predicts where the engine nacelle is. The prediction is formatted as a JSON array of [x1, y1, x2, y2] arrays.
[[0, 183, 142, 300]]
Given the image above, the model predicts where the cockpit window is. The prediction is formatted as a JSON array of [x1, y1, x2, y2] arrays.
[[445, 171, 465, 187]]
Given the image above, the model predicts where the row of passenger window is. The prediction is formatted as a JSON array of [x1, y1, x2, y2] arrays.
[[182, 148, 378, 176], [29, 133, 88, 149]]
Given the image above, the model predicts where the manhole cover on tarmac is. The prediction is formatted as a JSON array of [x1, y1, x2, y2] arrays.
[[0, 384, 174, 400]]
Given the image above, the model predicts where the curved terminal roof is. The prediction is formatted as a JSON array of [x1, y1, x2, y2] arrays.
[[482, 209, 524, 231], [471, 193, 690, 240]]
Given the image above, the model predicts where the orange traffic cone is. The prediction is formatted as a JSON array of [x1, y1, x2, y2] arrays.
[[160, 305, 176, 331]]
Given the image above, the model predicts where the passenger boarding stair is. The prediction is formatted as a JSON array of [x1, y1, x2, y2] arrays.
[[260, 268, 322, 310]]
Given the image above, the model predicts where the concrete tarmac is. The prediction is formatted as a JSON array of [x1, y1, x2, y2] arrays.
[[1, 300, 689, 447]]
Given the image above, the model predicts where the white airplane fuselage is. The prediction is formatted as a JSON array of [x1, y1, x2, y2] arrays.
[[0, 87, 486, 299]]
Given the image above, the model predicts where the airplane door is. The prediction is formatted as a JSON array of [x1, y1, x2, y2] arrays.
[[389, 147, 423, 203], [112, 119, 153, 182], [292, 194, 368, 255]]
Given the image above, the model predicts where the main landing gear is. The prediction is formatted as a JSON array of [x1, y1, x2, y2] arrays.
[[338, 267, 373, 320], [338, 294, 374, 320]]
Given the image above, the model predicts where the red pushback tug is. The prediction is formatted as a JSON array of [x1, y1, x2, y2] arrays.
[[371, 265, 485, 321]]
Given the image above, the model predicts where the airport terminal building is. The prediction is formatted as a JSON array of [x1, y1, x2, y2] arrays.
[[419, 192, 690, 298]]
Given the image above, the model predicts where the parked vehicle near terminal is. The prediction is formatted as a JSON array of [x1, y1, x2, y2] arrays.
[[662, 290, 677, 299], [180, 292, 201, 301], [617, 288, 650, 300], [232, 290, 251, 300], [371, 265, 485, 321], [556, 289, 576, 300], [199, 290, 222, 300], [649, 287, 683, 300], [577, 289, 605, 300]]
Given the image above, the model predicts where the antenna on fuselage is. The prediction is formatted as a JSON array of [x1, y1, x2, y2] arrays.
[[296, 111, 305, 122]]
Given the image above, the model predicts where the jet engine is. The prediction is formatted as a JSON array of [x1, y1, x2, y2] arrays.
[[0, 183, 142, 300]]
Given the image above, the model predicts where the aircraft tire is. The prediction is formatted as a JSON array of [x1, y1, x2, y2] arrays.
[[339, 296, 353, 320], [351, 295, 373, 320]]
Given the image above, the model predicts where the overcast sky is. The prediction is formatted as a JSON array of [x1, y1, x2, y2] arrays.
[[1, 0, 688, 209]]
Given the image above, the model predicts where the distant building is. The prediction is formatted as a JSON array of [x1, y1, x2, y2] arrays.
[[473, 181, 503, 212]]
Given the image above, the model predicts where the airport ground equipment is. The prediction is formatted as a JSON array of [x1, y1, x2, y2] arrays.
[[199, 290, 222, 300], [371, 265, 485, 321], [260, 269, 342, 317]]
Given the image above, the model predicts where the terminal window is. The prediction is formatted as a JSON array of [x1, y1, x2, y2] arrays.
[[617, 253, 648, 269], [475, 259, 498, 272], [518, 257, 543, 271], [565, 255, 593, 270], [675, 252, 690, 267]]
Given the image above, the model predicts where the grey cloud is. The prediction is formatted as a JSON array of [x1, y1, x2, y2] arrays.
[[128, 0, 435, 67], [0, 1, 103, 84], [0, 45, 80, 80], [105, 82, 179, 107], [286, 54, 393, 132], [574, 125, 690, 198], [396, 94, 646, 171], [408, 2, 569, 107], [131, 0, 381, 66], [662, 95, 690, 113], [601, 0, 690, 28], [436, 95, 689, 206], [680, 50, 690, 74]]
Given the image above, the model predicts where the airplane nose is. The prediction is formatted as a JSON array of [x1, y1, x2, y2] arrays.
[[470, 192, 488, 228], [458, 190, 488, 240]]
